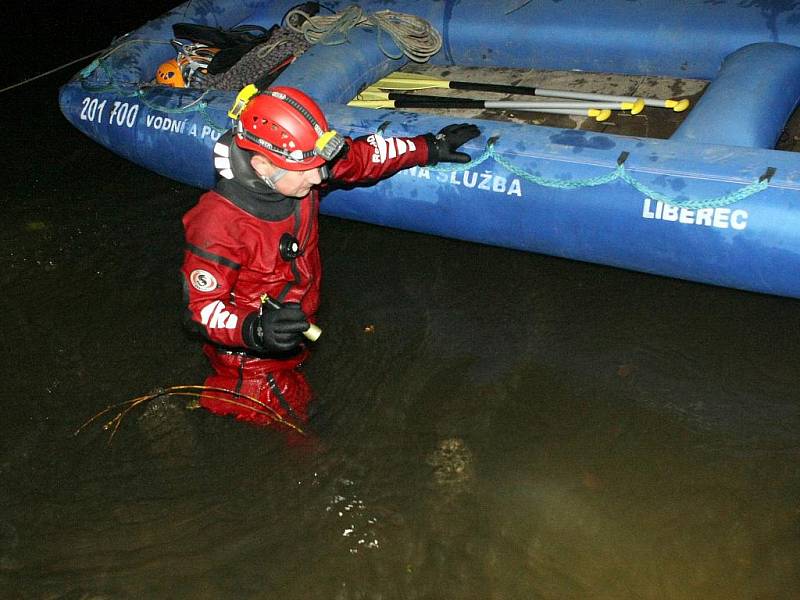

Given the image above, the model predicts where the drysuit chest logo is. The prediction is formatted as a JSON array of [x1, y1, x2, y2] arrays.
[[190, 269, 218, 292]]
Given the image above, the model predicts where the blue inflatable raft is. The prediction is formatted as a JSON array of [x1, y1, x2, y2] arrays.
[[59, 0, 800, 299]]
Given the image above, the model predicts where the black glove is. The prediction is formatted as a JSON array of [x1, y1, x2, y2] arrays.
[[425, 123, 481, 164], [242, 300, 309, 353]]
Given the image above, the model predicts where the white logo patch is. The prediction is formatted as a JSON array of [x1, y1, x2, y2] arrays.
[[200, 301, 238, 330], [367, 133, 415, 163], [190, 269, 218, 292]]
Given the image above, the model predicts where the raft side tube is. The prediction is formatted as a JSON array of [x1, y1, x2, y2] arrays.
[[672, 43, 800, 149], [320, 105, 800, 298]]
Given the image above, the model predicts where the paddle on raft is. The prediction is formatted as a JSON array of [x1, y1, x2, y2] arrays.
[[376, 72, 690, 112], [348, 96, 612, 121], [356, 89, 644, 114]]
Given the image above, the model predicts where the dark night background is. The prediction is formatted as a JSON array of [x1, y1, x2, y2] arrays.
[[4, 2, 180, 91]]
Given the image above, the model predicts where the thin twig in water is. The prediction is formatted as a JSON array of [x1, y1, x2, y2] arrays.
[[75, 385, 305, 444]]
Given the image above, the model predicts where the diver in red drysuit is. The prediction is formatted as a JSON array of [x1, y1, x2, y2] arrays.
[[181, 86, 479, 427]]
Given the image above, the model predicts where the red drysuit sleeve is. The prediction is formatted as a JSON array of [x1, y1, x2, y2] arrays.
[[181, 197, 254, 349], [329, 134, 430, 184]]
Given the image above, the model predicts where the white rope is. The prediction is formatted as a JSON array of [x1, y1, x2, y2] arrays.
[[285, 5, 442, 63], [0, 49, 103, 94]]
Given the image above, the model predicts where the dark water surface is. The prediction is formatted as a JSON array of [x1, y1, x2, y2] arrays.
[[3, 69, 800, 599]]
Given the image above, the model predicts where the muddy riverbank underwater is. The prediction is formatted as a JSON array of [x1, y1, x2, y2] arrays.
[[4, 17, 800, 600]]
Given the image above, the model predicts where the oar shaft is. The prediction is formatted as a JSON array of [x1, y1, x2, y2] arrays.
[[393, 98, 484, 108], [534, 88, 652, 105], [538, 108, 609, 119], [382, 75, 686, 110], [349, 99, 610, 120], [455, 83, 652, 107], [483, 101, 625, 110], [377, 93, 629, 110], [386, 92, 630, 110], [447, 80, 539, 96], [392, 99, 625, 110]]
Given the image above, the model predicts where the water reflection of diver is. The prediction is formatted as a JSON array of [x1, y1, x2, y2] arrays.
[[181, 86, 479, 427]]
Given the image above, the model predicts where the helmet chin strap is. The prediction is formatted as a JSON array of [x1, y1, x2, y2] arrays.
[[260, 166, 288, 189]]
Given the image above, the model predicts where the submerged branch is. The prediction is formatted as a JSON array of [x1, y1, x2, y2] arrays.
[[75, 385, 305, 444]]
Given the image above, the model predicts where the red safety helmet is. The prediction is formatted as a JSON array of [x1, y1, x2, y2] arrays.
[[234, 87, 343, 171]]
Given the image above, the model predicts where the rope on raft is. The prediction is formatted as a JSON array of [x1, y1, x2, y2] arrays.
[[428, 140, 773, 209], [285, 5, 442, 63]]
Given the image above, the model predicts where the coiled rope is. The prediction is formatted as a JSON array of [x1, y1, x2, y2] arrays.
[[285, 5, 442, 63]]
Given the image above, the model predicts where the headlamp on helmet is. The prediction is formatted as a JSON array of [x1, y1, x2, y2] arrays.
[[230, 86, 345, 170], [315, 130, 345, 161]]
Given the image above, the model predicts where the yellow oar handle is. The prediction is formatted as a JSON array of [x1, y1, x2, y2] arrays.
[[665, 98, 691, 112], [620, 98, 645, 114], [588, 109, 612, 121]]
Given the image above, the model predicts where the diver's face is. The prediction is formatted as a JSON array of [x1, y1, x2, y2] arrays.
[[251, 153, 323, 198], [273, 166, 323, 198]]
